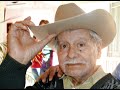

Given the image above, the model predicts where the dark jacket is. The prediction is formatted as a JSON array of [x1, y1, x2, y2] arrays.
[[26, 73, 120, 89], [0, 54, 120, 89]]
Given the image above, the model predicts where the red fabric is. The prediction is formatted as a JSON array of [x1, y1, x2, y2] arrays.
[[31, 52, 43, 68]]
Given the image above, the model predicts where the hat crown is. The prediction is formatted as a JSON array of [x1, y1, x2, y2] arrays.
[[29, 3, 116, 50], [55, 3, 85, 21]]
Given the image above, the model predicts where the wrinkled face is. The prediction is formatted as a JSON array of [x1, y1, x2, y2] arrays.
[[57, 29, 101, 78]]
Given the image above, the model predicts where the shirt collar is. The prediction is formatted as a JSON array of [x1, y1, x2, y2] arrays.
[[62, 66, 107, 89]]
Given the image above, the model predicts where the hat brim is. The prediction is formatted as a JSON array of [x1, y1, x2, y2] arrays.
[[29, 9, 116, 49]]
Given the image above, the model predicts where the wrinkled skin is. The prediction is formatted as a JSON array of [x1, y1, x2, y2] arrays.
[[7, 16, 56, 65], [57, 29, 101, 85], [39, 29, 102, 85]]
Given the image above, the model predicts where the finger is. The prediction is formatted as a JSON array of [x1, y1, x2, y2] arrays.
[[39, 34, 56, 49], [16, 20, 35, 28], [8, 23, 17, 34], [15, 16, 35, 27], [23, 16, 35, 26], [14, 21, 35, 36], [14, 22, 28, 30], [57, 66, 64, 77], [49, 66, 57, 81], [15, 16, 31, 24], [8, 23, 26, 36], [32, 34, 56, 56], [37, 69, 50, 83], [24, 16, 31, 21], [23, 19, 35, 26], [9, 16, 34, 34]]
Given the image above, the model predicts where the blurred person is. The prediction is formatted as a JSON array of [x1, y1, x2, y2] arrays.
[[31, 35, 43, 80], [0, 42, 7, 64], [31, 19, 54, 80], [0, 23, 12, 64], [39, 19, 49, 26]]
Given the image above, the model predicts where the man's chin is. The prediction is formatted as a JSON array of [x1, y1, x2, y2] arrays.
[[65, 69, 86, 76], [65, 64, 85, 71]]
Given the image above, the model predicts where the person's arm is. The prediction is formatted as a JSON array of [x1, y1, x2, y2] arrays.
[[37, 65, 63, 83], [0, 54, 31, 89], [25, 71, 63, 89], [0, 16, 56, 89]]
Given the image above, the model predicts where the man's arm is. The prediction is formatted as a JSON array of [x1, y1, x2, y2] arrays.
[[37, 65, 63, 83], [0, 16, 56, 89], [0, 54, 30, 89], [0, 54, 60, 89]]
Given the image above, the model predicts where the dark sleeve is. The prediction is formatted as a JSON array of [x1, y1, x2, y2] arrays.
[[25, 72, 64, 89], [90, 73, 120, 89], [0, 54, 31, 89]]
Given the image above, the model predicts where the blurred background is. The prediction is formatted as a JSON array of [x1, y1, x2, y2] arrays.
[[0, 1, 120, 87]]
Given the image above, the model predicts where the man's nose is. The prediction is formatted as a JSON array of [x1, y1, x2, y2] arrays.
[[67, 46, 76, 59]]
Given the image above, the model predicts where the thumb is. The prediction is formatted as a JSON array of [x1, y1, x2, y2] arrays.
[[32, 34, 56, 55], [24, 16, 31, 21]]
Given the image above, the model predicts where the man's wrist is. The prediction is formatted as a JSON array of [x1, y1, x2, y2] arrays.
[[1, 53, 28, 72]]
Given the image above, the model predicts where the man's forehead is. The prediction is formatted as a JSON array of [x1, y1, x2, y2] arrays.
[[56, 33, 91, 44], [57, 29, 91, 39]]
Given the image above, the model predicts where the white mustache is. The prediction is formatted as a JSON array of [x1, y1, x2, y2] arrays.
[[64, 59, 86, 65]]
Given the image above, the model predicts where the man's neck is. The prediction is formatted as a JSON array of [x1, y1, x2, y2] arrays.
[[71, 66, 100, 86]]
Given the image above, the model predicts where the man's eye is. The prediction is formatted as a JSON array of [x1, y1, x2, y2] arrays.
[[78, 43, 85, 47], [80, 44, 84, 47], [58, 43, 68, 50], [62, 45, 67, 48]]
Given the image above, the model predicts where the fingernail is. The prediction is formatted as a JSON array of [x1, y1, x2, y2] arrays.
[[42, 79, 46, 83], [58, 74, 62, 77], [26, 16, 31, 20], [28, 16, 31, 18], [49, 78, 52, 81]]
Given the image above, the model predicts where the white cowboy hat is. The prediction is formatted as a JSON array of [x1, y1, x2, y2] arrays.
[[29, 3, 116, 49]]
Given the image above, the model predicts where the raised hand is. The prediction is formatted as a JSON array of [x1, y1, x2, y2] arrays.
[[7, 16, 56, 65]]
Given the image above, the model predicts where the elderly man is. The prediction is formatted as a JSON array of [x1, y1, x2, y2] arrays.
[[0, 3, 119, 89]]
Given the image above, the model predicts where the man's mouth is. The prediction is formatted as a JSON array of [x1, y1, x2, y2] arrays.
[[66, 63, 85, 66]]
